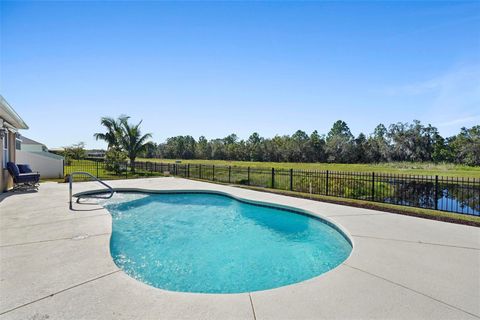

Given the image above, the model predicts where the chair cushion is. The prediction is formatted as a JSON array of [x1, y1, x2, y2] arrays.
[[17, 164, 33, 173], [6, 162, 20, 177]]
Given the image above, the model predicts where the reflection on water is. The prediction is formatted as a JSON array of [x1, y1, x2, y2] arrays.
[[382, 180, 479, 216]]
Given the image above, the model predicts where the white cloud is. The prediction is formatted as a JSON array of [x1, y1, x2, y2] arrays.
[[386, 64, 480, 97], [437, 115, 480, 127], [384, 63, 480, 133]]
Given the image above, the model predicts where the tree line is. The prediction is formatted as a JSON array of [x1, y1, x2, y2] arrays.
[[141, 120, 479, 166]]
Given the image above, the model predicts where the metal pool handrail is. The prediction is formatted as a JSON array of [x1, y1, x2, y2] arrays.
[[69, 171, 114, 210]]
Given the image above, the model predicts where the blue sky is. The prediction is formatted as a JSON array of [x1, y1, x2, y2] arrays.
[[1, 1, 479, 149]]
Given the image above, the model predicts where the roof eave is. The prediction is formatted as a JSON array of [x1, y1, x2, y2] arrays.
[[0, 95, 29, 130]]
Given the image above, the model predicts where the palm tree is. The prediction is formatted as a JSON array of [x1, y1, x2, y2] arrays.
[[118, 118, 153, 172], [93, 116, 129, 150]]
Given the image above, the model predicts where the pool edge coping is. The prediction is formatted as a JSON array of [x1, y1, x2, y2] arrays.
[[74, 187, 356, 295]]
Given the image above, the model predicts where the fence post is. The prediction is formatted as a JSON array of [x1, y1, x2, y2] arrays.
[[213, 165, 215, 181], [371, 172, 375, 201], [290, 168, 293, 191], [96, 160, 99, 178], [199, 164, 202, 179], [247, 167, 250, 185], [228, 166, 231, 183], [175, 164, 178, 176], [125, 162, 128, 179], [271, 167, 275, 189], [434, 175, 439, 210], [187, 164, 190, 178], [326, 170, 329, 196]]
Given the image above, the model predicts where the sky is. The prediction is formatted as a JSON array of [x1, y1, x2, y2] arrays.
[[1, 1, 479, 149]]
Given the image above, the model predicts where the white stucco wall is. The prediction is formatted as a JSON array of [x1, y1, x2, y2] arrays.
[[16, 150, 64, 179]]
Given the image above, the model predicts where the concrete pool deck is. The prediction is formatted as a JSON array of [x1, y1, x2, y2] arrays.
[[0, 177, 479, 320]]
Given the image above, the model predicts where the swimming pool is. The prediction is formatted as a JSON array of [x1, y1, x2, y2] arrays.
[[103, 191, 352, 293]]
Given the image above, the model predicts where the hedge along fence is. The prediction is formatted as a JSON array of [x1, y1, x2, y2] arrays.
[[64, 159, 479, 216]]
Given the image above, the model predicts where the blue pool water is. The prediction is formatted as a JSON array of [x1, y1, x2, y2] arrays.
[[104, 192, 352, 293]]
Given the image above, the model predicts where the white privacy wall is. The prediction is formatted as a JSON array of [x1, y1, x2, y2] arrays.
[[16, 150, 64, 178]]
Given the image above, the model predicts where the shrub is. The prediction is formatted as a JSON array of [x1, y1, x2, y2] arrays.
[[105, 149, 127, 175]]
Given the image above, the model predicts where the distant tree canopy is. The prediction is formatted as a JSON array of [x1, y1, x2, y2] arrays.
[[63, 142, 86, 161], [142, 120, 479, 166]]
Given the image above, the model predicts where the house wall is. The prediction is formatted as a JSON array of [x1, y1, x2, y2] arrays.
[[16, 150, 64, 179], [8, 132, 15, 189], [1, 130, 16, 192], [0, 134, 4, 191]]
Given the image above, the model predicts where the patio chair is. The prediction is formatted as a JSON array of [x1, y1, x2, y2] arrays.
[[17, 164, 33, 173], [6, 162, 40, 191]]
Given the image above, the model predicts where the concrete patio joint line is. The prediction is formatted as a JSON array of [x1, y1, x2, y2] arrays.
[[0, 213, 107, 231], [0, 270, 121, 316], [0, 204, 72, 214], [248, 293, 257, 320], [351, 234, 480, 250], [344, 264, 480, 319], [0, 232, 111, 248]]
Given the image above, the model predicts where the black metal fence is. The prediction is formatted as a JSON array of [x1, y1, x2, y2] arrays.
[[64, 159, 480, 216], [64, 159, 166, 181]]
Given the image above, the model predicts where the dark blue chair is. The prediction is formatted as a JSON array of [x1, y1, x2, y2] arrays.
[[6, 162, 40, 191], [17, 164, 33, 173]]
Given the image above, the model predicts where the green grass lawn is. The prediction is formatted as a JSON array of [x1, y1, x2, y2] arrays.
[[63, 159, 164, 181], [137, 158, 480, 178]]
